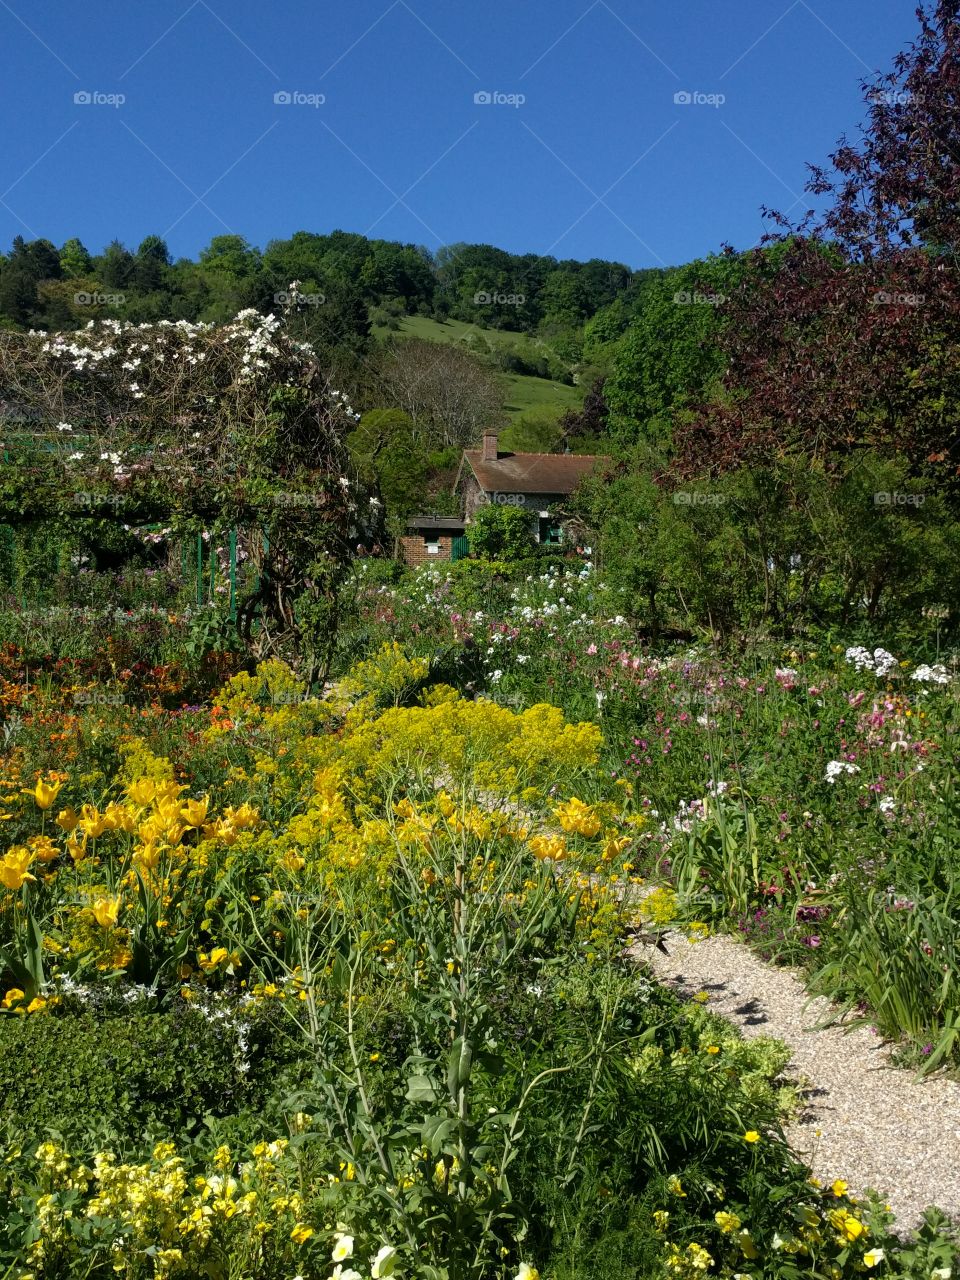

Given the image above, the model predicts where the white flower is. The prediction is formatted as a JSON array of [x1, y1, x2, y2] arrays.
[[332, 1234, 354, 1262], [330, 1269, 361, 1280], [515, 1266, 540, 1280], [371, 1244, 398, 1277], [863, 1249, 885, 1268], [878, 795, 896, 815], [825, 760, 860, 783], [913, 663, 950, 684], [55, 422, 73, 432]]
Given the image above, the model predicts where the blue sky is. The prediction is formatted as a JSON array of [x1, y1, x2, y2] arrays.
[[0, 0, 919, 269]]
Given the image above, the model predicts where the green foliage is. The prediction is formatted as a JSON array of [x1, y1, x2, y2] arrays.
[[576, 450, 960, 638], [468, 505, 535, 562], [604, 253, 745, 448], [0, 1003, 294, 1145]]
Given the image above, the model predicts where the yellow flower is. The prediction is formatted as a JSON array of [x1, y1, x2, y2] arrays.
[[64, 833, 88, 863], [680, 1243, 713, 1272], [738, 1230, 760, 1260], [652, 1209, 669, 1232], [1, 988, 24, 1009], [24, 778, 61, 810], [743, 1130, 761, 1144], [0, 848, 35, 890], [25, 997, 46, 1014], [180, 796, 210, 828], [198, 947, 231, 973], [666, 1174, 686, 1197], [28, 835, 59, 864], [79, 804, 108, 839], [831, 1179, 848, 1197], [91, 897, 120, 929], [863, 1249, 885, 1268], [56, 807, 79, 833], [554, 796, 602, 837], [127, 779, 157, 807], [828, 1208, 867, 1243], [705, 1045, 720, 1055], [715, 1211, 742, 1233], [528, 833, 568, 862]]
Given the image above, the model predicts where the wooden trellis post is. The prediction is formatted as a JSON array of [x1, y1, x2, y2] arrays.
[[229, 528, 237, 622]]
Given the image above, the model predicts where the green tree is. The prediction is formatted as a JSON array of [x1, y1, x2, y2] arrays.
[[347, 408, 430, 528], [59, 237, 93, 279], [468, 504, 535, 561], [604, 254, 744, 449]]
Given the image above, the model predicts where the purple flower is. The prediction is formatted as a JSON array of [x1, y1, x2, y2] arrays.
[[802, 935, 822, 948]]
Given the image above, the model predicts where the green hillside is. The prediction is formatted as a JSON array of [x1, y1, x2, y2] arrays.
[[373, 315, 585, 445]]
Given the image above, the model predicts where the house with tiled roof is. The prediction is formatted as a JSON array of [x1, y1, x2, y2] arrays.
[[399, 432, 609, 565]]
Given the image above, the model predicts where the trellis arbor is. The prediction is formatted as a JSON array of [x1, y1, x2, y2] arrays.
[[0, 310, 367, 682]]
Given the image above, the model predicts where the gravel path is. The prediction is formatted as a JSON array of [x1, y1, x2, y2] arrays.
[[632, 927, 960, 1232]]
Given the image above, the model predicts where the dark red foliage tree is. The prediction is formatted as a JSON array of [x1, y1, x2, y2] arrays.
[[677, 2, 960, 481]]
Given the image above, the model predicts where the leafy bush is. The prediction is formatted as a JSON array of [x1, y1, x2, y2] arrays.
[[0, 1001, 297, 1146], [468, 505, 535, 562]]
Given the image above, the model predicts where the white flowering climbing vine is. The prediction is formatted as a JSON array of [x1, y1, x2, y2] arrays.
[[0, 309, 364, 680]]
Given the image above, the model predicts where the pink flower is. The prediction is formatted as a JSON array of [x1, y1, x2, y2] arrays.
[[586, 644, 597, 656]]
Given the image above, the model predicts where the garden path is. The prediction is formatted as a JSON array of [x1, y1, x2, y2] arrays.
[[633, 926, 960, 1232]]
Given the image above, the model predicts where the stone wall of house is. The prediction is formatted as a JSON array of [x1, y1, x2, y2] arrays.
[[400, 533, 455, 567], [458, 472, 488, 520]]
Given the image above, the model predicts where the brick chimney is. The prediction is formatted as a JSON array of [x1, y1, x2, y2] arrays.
[[481, 430, 498, 462]]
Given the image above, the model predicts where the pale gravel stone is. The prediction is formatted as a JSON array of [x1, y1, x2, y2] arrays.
[[632, 927, 960, 1233]]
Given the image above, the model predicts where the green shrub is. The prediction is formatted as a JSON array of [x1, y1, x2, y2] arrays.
[[468, 504, 535, 562], [0, 1003, 298, 1146]]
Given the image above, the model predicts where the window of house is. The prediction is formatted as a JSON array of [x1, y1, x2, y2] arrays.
[[424, 537, 441, 555]]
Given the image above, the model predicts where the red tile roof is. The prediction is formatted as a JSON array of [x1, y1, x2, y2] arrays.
[[460, 450, 609, 495]]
